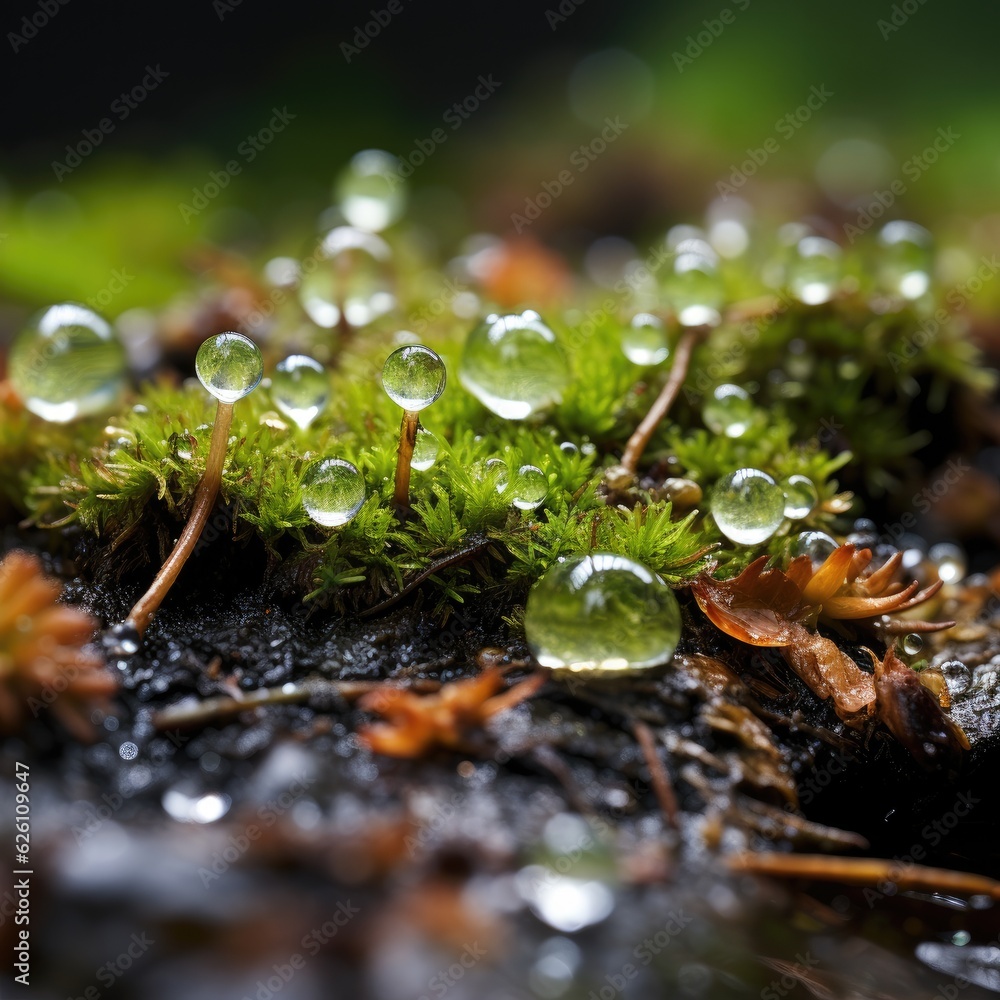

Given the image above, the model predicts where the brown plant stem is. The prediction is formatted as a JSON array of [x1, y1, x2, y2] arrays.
[[393, 409, 419, 514], [619, 325, 703, 475], [126, 400, 234, 637]]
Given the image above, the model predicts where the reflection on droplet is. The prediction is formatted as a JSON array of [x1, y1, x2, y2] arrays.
[[162, 787, 231, 824], [711, 468, 785, 545], [621, 312, 669, 365], [119, 742, 139, 761], [789, 236, 841, 305], [928, 541, 966, 585], [334, 149, 406, 232], [195, 332, 264, 403], [878, 220, 932, 300], [272, 354, 329, 429], [516, 865, 615, 932], [301, 458, 365, 527]]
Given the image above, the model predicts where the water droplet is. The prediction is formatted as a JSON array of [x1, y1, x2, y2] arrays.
[[901, 633, 923, 656], [878, 220, 932, 299], [516, 865, 615, 932], [951, 930, 971, 947], [411, 426, 440, 471], [119, 742, 139, 761], [928, 542, 966, 585], [781, 474, 818, 519], [668, 239, 722, 327], [793, 530, 839, 567], [459, 311, 569, 419], [298, 226, 394, 329], [621, 312, 669, 365], [9, 303, 126, 422], [525, 553, 681, 674], [162, 786, 231, 824], [102, 622, 140, 657], [195, 332, 263, 403], [508, 464, 548, 511], [301, 458, 365, 527], [271, 354, 329, 429], [711, 469, 785, 545], [939, 660, 971, 696], [703, 384, 754, 437], [334, 149, 405, 232], [382, 345, 446, 410], [559, 441, 579, 456], [789, 236, 841, 304]]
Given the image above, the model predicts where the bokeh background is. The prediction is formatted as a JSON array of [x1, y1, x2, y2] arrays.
[[1, 0, 998, 315]]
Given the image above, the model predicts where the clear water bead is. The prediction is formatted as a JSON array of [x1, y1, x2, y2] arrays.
[[9, 303, 126, 422], [382, 345, 446, 411], [524, 553, 682, 675], [301, 458, 365, 527], [878, 221, 932, 300], [793, 530, 839, 568], [668, 239, 723, 327], [272, 355, 329, 429], [195, 332, 263, 403], [621, 312, 669, 365], [781, 475, 818, 519], [509, 464, 548, 511], [411, 426, 440, 471], [928, 542, 966, 585], [298, 226, 394, 329], [789, 236, 841, 305], [702, 384, 754, 437], [459, 311, 569, 420], [900, 633, 924, 656], [711, 468, 785, 545], [334, 149, 405, 232]]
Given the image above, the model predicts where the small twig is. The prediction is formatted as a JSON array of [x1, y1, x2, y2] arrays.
[[619, 325, 704, 475], [632, 718, 680, 831], [727, 852, 1000, 900]]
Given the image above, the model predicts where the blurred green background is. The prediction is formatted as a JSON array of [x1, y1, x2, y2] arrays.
[[1, 0, 997, 316]]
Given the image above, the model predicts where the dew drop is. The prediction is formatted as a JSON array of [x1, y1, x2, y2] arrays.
[[509, 464, 548, 511], [703, 384, 754, 437], [793, 530, 839, 567], [939, 659, 971, 696], [901, 633, 923, 656], [781, 474, 818, 519], [301, 458, 365, 527], [411, 426, 440, 471], [711, 468, 785, 545], [271, 354, 329, 429], [559, 441, 579, 456], [878, 220, 932, 300], [298, 226, 394, 329], [928, 541, 966, 585], [789, 236, 841, 304], [459, 311, 569, 419], [621, 312, 669, 365], [334, 149, 405, 232], [668, 239, 722, 327], [382, 345, 446, 410], [195, 332, 263, 403], [9, 303, 126, 422], [524, 553, 681, 674]]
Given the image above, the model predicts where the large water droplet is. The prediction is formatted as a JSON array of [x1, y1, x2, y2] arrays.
[[878, 220, 932, 300], [298, 226, 394, 329], [506, 464, 548, 511], [900, 633, 923, 656], [9, 303, 126, 422], [524, 553, 681, 674], [939, 660, 971, 696], [459, 311, 569, 419], [410, 426, 440, 471], [301, 458, 365, 527], [711, 468, 785, 545], [195, 332, 263, 403], [272, 354, 329, 429], [928, 541, 966, 585], [382, 345, 446, 410], [781, 474, 818, 519], [334, 149, 405, 232], [702, 384, 754, 437], [621, 312, 669, 365], [668, 239, 722, 327], [793, 530, 838, 568], [789, 236, 841, 304]]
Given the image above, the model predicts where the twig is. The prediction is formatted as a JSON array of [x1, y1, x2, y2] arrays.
[[632, 718, 680, 831]]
